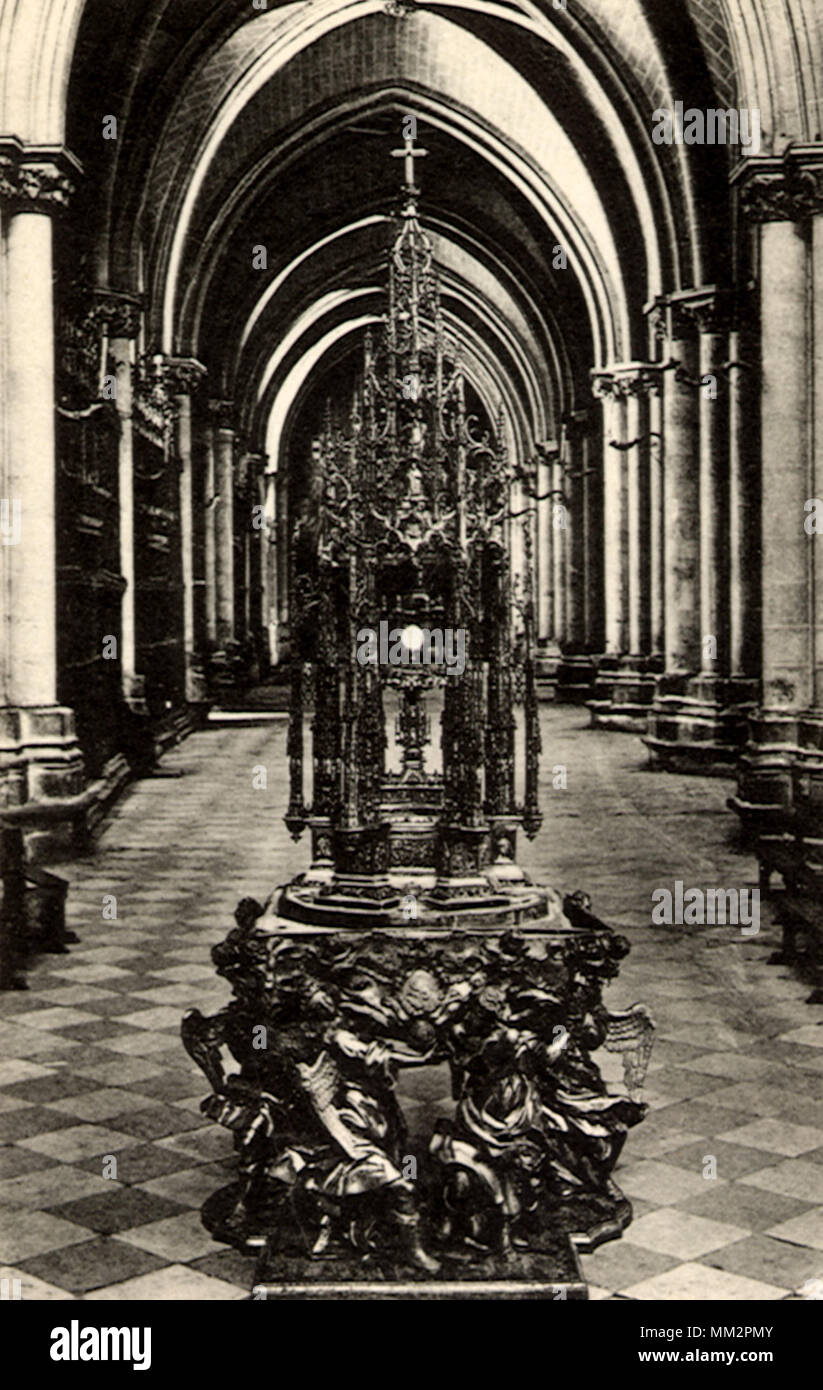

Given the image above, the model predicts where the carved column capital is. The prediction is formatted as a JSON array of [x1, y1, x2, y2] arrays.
[[644, 289, 729, 342], [669, 287, 731, 336], [133, 354, 177, 451], [561, 409, 592, 441], [208, 398, 235, 432], [591, 363, 661, 401], [94, 289, 144, 340], [644, 298, 668, 346], [164, 357, 208, 397], [591, 371, 620, 402], [667, 298, 698, 342], [0, 142, 81, 214], [736, 151, 823, 223]]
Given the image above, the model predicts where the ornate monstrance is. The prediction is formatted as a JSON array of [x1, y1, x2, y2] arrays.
[[183, 128, 653, 1297]]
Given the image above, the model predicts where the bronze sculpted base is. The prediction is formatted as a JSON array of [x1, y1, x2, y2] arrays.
[[182, 883, 654, 1299]]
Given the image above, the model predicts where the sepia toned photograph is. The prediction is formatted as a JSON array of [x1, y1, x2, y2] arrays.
[[0, 0, 822, 1343]]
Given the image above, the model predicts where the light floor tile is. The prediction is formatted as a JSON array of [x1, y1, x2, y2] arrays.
[[615, 1160, 715, 1205], [621, 1262, 786, 1301], [622, 1208, 748, 1260], [19, 1125, 139, 1161], [717, 1118, 823, 1157], [118, 1211, 223, 1262], [741, 1160, 823, 1203], [766, 1207, 823, 1251], [83, 1264, 247, 1300]]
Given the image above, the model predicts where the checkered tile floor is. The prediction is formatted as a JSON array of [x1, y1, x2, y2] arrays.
[[1, 710, 822, 1300]]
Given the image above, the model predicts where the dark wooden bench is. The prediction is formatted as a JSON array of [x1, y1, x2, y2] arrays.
[[756, 827, 823, 1004], [0, 821, 74, 990]]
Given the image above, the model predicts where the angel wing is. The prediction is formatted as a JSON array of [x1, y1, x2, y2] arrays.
[[603, 1002, 656, 1101]]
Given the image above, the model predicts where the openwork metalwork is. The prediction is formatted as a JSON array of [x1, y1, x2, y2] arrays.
[[284, 130, 542, 875]]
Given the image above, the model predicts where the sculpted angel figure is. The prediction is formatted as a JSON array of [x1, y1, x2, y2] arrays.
[[290, 966, 445, 1272], [430, 962, 645, 1256]]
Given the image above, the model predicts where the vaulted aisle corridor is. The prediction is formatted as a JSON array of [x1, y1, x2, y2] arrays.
[[1, 709, 822, 1300]]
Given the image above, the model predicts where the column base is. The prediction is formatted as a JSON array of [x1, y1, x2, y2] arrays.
[[207, 641, 257, 701], [185, 653, 211, 710], [643, 674, 757, 775], [587, 655, 662, 733], [555, 654, 598, 705], [728, 708, 823, 841], [0, 705, 87, 860], [748, 715, 823, 1003], [534, 642, 560, 702]]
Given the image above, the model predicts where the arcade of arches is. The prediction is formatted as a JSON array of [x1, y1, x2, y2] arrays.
[[0, 0, 822, 874]]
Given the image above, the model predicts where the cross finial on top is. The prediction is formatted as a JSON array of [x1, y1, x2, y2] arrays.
[[392, 129, 427, 193]]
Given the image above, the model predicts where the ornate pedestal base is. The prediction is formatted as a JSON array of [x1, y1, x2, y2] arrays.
[[0, 705, 87, 860], [247, 1189, 591, 1298], [182, 874, 654, 1299], [643, 675, 757, 774], [535, 642, 561, 702], [555, 655, 597, 706], [587, 655, 661, 734]]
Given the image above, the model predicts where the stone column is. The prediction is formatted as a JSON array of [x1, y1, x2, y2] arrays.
[[0, 146, 85, 834], [101, 295, 142, 706], [728, 323, 758, 680], [689, 293, 730, 677], [536, 446, 554, 645], [167, 359, 207, 702], [592, 374, 628, 657], [277, 471, 290, 647], [729, 155, 820, 832], [246, 452, 266, 668], [623, 383, 646, 657], [590, 366, 658, 728], [813, 214, 823, 707], [203, 421, 218, 648], [565, 414, 588, 650], [210, 400, 236, 650], [646, 371, 665, 659], [581, 422, 602, 651], [263, 470, 279, 666], [551, 443, 567, 647], [755, 223, 810, 709], [662, 297, 700, 674]]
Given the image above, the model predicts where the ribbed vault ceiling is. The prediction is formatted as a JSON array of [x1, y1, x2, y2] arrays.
[[58, 0, 761, 467]]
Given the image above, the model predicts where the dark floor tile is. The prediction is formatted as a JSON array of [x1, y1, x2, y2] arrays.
[[53, 1020, 141, 1043], [679, 1182, 815, 1231], [0, 1074, 103, 1105], [79, 1143, 198, 1184], [705, 1234, 823, 1290], [81, 996, 161, 1017], [46, 1186, 189, 1234], [0, 1107, 82, 1143], [0, 1145, 60, 1179], [18, 1236, 168, 1293], [0, 994, 59, 1016], [106, 1107, 206, 1141], [664, 1139, 780, 1180], [643, 1101, 754, 1135], [129, 1074, 207, 1103], [189, 1247, 256, 1288]]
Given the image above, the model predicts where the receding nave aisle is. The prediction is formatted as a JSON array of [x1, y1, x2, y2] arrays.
[[0, 708, 821, 1300]]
